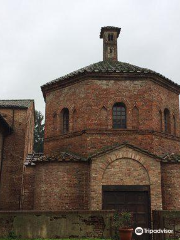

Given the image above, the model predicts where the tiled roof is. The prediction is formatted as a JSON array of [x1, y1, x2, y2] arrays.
[[41, 61, 180, 89], [25, 152, 86, 165], [25, 144, 180, 165], [100, 26, 121, 38], [161, 153, 180, 163], [25, 142, 162, 165], [0, 100, 34, 109], [25, 153, 43, 165]]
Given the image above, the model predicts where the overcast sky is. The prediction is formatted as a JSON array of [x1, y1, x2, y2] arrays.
[[1, 0, 180, 113]]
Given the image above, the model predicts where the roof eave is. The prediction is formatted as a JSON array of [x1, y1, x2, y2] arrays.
[[0, 100, 34, 109], [0, 106, 28, 109], [41, 71, 180, 100], [100, 26, 121, 38]]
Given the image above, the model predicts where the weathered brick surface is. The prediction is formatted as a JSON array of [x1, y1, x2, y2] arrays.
[[0, 103, 34, 210], [1, 27, 180, 214], [90, 146, 162, 211], [44, 79, 180, 157], [34, 162, 89, 210], [0, 211, 114, 239], [33, 74, 180, 212], [24, 104, 34, 158], [21, 166, 35, 210], [161, 163, 180, 210]]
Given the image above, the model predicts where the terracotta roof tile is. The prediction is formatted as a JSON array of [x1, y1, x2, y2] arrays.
[[0, 100, 34, 109], [41, 61, 180, 89], [25, 152, 86, 165], [161, 153, 180, 163]]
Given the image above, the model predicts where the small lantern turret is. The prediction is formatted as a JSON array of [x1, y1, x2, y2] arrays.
[[100, 26, 121, 61]]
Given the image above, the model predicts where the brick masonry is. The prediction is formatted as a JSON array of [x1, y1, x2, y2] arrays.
[[44, 78, 180, 156], [0, 103, 34, 210], [33, 162, 89, 210], [90, 146, 162, 211], [161, 163, 180, 210], [0, 27, 179, 219], [32, 75, 180, 212]]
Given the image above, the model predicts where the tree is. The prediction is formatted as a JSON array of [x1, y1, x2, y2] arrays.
[[33, 110, 45, 153]]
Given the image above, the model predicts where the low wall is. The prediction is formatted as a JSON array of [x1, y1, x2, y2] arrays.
[[153, 210, 180, 240], [0, 210, 114, 239]]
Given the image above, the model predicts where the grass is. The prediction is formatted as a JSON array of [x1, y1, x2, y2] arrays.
[[0, 239, 111, 240]]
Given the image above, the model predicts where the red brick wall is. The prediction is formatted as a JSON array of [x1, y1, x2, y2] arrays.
[[21, 166, 35, 210], [89, 146, 162, 211], [24, 103, 35, 159], [44, 78, 180, 157], [152, 83, 179, 135], [0, 105, 34, 210], [40, 76, 180, 211], [34, 162, 89, 210], [161, 163, 180, 210]]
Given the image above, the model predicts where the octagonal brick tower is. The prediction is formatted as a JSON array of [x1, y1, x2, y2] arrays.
[[41, 26, 180, 157], [100, 26, 121, 61], [24, 27, 180, 218]]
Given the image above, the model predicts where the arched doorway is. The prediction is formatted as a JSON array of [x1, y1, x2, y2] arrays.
[[102, 158, 151, 240]]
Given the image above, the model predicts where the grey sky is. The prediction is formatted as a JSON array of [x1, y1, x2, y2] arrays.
[[1, 0, 180, 113]]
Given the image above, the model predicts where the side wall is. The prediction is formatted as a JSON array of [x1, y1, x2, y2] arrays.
[[34, 162, 90, 210], [44, 78, 154, 154], [24, 103, 35, 159], [0, 108, 27, 210], [21, 166, 36, 210], [161, 163, 180, 210], [0, 105, 34, 210]]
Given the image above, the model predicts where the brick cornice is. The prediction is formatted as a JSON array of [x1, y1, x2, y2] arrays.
[[41, 72, 180, 101], [44, 129, 180, 142]]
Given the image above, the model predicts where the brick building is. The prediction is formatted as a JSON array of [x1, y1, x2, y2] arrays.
[[1, 27, 180, 237], [0, 100, 35, 210]]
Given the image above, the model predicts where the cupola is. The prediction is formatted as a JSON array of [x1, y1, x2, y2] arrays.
[[100, 26, 121, 61]]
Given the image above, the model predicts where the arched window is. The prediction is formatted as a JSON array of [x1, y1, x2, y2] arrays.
[[61, 108, 69, 134], [108, 33, 114, 41], [132, 106, 139, 129], [164, 108, 170, 133], [113, 102, 126, 129]]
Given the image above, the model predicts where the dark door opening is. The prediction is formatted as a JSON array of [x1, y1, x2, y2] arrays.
[[102, 185, 151, 240]]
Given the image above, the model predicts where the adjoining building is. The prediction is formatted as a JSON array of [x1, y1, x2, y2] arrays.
[[0, 100, 34, 210]]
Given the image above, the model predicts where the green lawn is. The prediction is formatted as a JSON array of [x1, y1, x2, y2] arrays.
[[0, 239, 111, 240]]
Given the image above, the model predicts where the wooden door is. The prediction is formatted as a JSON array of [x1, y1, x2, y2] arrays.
[[102, 185, 151, 240]]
